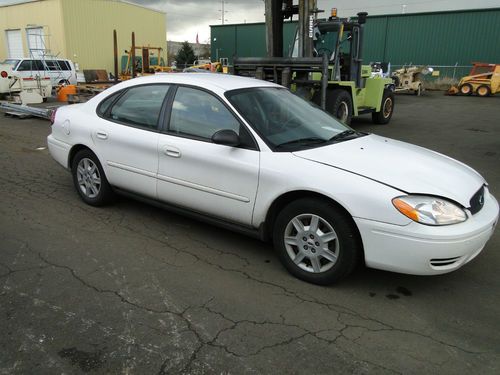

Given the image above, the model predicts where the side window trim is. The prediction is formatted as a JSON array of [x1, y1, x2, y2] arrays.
[[163, 84, 259, 151], [159, 84, 177, 133]]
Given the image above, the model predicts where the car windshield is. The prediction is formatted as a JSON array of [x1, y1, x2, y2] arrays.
[[225, 87, 364, 151], [1, 59, 20, 67]]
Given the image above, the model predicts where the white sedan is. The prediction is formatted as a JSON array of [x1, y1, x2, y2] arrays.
[[47, 73, 499, 284]]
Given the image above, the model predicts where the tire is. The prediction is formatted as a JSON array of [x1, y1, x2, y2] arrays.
[[476, 85, 491, 97], [459, 83, 473, 96], [372, 89, 395, 125], [325, 89, 353, 125], [392, 76, 400, 88], [71, 149, 114, 206], [273, 198, 361, 285], [414, 84, 422, 96]]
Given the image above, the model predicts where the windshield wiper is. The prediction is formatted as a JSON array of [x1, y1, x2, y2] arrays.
[[275, 137, 327, 149], [328, 130, 365, 142]]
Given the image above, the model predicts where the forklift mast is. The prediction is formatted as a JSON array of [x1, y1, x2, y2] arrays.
[[267, 0, 318, 58], [264, 0, 367, 86]]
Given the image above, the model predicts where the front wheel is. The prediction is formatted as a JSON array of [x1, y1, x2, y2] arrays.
[[326, 89, 353, 125], [273, 198, 361, 285], [372, 89, 395, 125], [71, 149, 114, 206], [459, 83, 473, 96]]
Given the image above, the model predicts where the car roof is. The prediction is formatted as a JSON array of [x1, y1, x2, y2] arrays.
[[120, 73, 281, 92]]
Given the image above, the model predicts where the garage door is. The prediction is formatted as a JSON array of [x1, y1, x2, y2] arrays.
[[6, 29, 24, 58]]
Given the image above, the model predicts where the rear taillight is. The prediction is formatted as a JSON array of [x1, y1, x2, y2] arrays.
[[50, 108, 57, 125], [1, 71, 8, 78]]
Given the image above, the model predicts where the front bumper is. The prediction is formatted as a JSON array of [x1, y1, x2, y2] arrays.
[[355, 189, 499, 275]]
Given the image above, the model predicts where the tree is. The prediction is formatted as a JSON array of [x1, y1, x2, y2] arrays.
[[176, 41, 196, 68], [198, 44, 211, 60]]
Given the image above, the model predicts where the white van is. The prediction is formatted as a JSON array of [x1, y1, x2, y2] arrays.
[[0, 63, 52, 101], [1, 58, 77, 86]]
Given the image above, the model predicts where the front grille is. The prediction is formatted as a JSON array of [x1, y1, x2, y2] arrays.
[[430, 257, 462, 267], [469, 185, 485, 215]]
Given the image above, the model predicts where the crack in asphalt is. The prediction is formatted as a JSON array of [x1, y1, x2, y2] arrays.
[[1, 224, 486, 374], [0, 138, 493, 373]]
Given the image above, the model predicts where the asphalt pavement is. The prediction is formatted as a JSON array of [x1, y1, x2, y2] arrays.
[[0, 91, 499, 374]]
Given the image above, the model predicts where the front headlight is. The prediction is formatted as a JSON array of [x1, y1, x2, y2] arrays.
[[392, 195, 467, 225]]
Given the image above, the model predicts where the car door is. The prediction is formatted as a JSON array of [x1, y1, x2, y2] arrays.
[[157, 85, 260, 225], [93, 84, 170, 199]]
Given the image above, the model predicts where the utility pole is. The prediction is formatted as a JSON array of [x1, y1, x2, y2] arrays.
[[219, 0, 228, 25]]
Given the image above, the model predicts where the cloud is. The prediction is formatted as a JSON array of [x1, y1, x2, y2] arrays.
[[2, 0, 499, 43], [124, 0, 265, 43]]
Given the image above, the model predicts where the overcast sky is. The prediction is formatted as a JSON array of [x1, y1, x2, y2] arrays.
[[1, 0, 499, 43]]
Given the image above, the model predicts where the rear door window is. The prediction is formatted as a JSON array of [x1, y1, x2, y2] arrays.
[[107, 85, 170, 130], [46, 60, 64, 71], [58, 61, 71, 70]]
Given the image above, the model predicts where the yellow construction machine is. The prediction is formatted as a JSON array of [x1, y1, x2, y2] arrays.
[[448, 63, 500, 96], [391, 65, 433, 96], [190, 60, 223, 72], [120, 46, 172, 80]]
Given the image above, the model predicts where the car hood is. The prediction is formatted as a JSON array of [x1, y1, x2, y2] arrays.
[[293, 134, 485, 207]]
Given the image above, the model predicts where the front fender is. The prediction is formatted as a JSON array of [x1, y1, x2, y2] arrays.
[[253, 152, 411, 228]]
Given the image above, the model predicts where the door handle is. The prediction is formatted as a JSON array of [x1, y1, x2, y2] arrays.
[[163, 146, 181, 158], [96, 131, 108, 140]]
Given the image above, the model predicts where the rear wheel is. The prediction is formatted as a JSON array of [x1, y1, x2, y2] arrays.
[[414, 84, 422, 96], [71, 149, 114, 206], [372, 89, 394, 124], [273, 198, 361, 285], [476, 85, 491, 97], [325, 89, 353, 125], [459, 83, 473, 95]]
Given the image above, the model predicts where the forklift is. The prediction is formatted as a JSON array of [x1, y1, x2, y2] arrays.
[[233, 1, 394, 125]]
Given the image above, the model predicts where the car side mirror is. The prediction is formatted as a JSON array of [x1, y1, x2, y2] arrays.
[[211, 129, 240, 147]]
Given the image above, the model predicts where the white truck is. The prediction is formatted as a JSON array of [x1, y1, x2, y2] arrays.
[[0, 63, 52, 104]]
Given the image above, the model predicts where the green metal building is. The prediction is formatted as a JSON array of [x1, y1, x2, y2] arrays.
[[211, 21, 298, 64], [211, 7, 500, 77]]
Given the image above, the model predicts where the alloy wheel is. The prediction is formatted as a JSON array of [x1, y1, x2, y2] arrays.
[[337, 102, 349, 123], [76, 158, 101, 198], [283, 213, 339, 273], [383, 97, 393, 118]]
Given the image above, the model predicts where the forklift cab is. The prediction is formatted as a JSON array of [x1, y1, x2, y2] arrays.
[[290, 16, 366, 87], [317, 20, 363, 85]]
